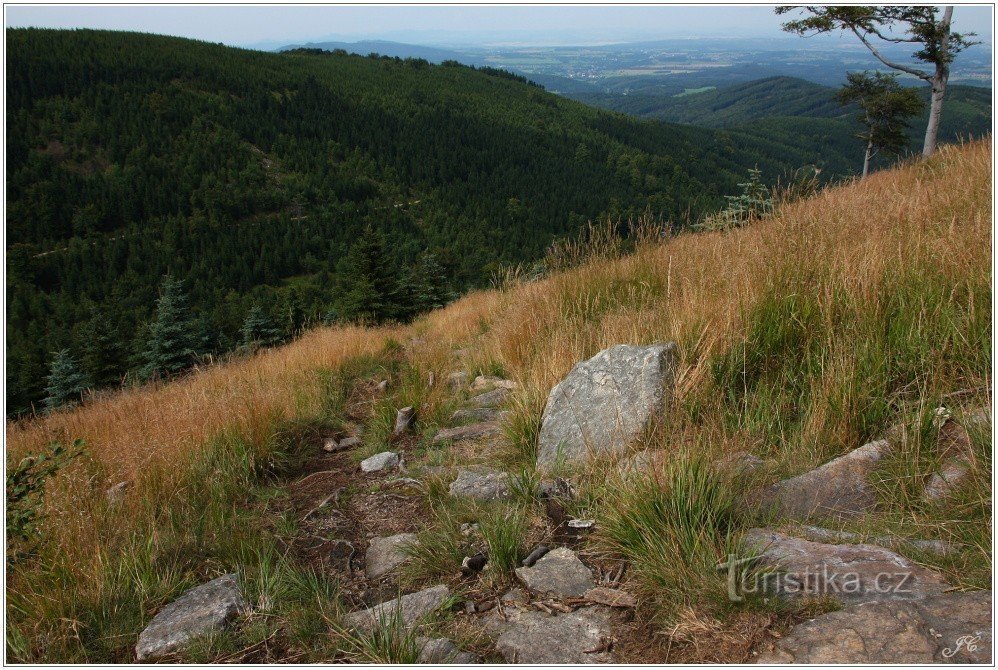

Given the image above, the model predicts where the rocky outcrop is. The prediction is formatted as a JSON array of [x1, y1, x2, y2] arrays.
[[342, 585, 450, 635], [756, 440, 892, 520], [365, 533, 416, 579], [135, 574, 249, 660], [514, 547, 593, 598], [448, 469, 512, 501], [757, 591, 992, 664], [537, 343, 677, 469], [741, 529, 950, 605], [490, 606, 616, 663]]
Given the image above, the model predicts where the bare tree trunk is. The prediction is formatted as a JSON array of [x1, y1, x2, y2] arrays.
[[922, 6, 953, 157], [862, 139, 873, 178]]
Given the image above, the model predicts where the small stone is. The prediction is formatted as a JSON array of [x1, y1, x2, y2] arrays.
[[427, 372, 435, 388], [433, 422, 501, 444], [460, 522, 480, 536], [337, 436, 362, 449], [470, 375, 517, 391], [135, 574, 249, 660], [342, 585, 451, 635], [522, 545, 550, 567], [567, 519, 595, 530], [449, 469, 512, 501], [515, 547, 593, 598], [322, 437, 340, 452], [924, 456, 973, 501], [376, 379, 389, 393], [361, 451, 400, 473], [393, 407, 416, 436], [585, 587, 638, 608], [468, 387, 511, 408], [365, 533, 416, 579], [447, 371, 469, 390]]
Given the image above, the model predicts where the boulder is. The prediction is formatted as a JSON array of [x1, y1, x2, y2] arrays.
[[135, 574, 249, 660], [756, 440, 892, 520], [757, 590, 992, 664], [433, 422, 502, 444], [470, 375, 517, 391], [452, 407, 509, 423], [468, 387, 511, 408], [515, 547, 593, 598], [416, 637, 478, 664], [365, 533, 416, 579], [448, 469, 512, 501], [393, 407, 416, 436], [490, 606, 615, 663], [537, 343, 677, 469], [741, 529, 950, 605], [342, 585, 451, 635], [361, 451, 400, 473]]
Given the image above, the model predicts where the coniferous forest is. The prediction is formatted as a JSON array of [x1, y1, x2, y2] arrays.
[[4, 28, 935, 415]]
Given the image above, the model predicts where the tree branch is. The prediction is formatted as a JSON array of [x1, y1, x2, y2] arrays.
[[850, 26, 933, 80]]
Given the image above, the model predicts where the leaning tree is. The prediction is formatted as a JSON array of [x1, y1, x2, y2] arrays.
[[777, 6, 976, 156]]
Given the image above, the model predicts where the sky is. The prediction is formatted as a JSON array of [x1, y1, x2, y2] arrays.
[[5, 4, 994, 49]]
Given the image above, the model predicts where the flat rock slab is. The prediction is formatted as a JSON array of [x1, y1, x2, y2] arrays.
[[361, 451, 399, 473], [365, 533, 416, 579], [135, 573, 249, 660], [537, 343, 677, 469], [342, 585, 450, 635], [471, 375, 517, 391], [491, 606, 615, 663], [515, 547, 593, 598], [468, 387, 511, 408], [449, 469, 512, 501], [452, 407, 509, 423], [756, 440, 892, 520], [757, 590, 992, 664], [742, 529, 950, 605], [433, 422, 501, 444], [795, 525, 958, 556]]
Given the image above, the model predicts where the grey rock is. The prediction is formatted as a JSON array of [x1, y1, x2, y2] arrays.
[[448, 469, 512, 501], [468, 387, 511, 408], [342, 585, 451, 635], [924, 456, 973, 502], [537, 343, 677, 469], [322, 437, 341, 452], [361, 451, 400, 473], [796, 525, 959, 556], [491, 606, 615, 663], [515, 547, 593, 598], [742, 528, 950, 605], [365, 533, 416, 579], [756, 440, 893, 520], [337, 436, 362, 449], [135, 574, 249, 660], [757, 590, 992, 664], [447, 371, 469, 391], [417, 637, 478, 664], [470, 375, 517, 391], [393, 407, 416, 436], [452, 407, 509, 423], [376, 379, 389, 393], [432, 422, 502, 444]]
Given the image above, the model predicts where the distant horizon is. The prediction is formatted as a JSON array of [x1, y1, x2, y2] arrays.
[[5, 4, 993, 51]]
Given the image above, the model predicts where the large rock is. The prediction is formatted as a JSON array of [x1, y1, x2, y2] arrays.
[[757, 591, 992, 664], [432, 422, 502, 444], [490, 606, 615, 663], [342, 585, 450, 635], [741, 529, 950, 605], [135, 574, 249, 660], [537, 343, 677, 469], [448, 469, 512, 501], [365, 533, 416, 579], [468, 387, 511, 408], [756, 440, 892, 520], [416, 637, 478, 664], [515, 547, 593, 598]]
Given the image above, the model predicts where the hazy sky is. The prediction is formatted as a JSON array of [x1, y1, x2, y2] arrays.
[[5, 4, 993, 49]]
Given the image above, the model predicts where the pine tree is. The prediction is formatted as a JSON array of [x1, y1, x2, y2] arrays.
[[141, 276, 200, 379], [43, 349, 87, 411], [241, 304, 281, 346], [339, 225, 399, 324], [413, 251, 453, 312], [80, 307, 126, 389]]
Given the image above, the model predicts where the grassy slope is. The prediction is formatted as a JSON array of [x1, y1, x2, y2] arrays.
[[7, 140, 991, 661]]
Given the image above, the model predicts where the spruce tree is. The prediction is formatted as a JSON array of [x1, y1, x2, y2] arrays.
[[141, 276, 200, 379], [414, 251, 453, 312], [43, 349, 87, 411], [80, 307, 126, 389], [340, 225, 399, 324], [241, 304, 281, 347]]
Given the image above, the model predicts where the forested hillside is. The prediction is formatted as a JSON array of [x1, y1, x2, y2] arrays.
[[8, 29, 867, 415]]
